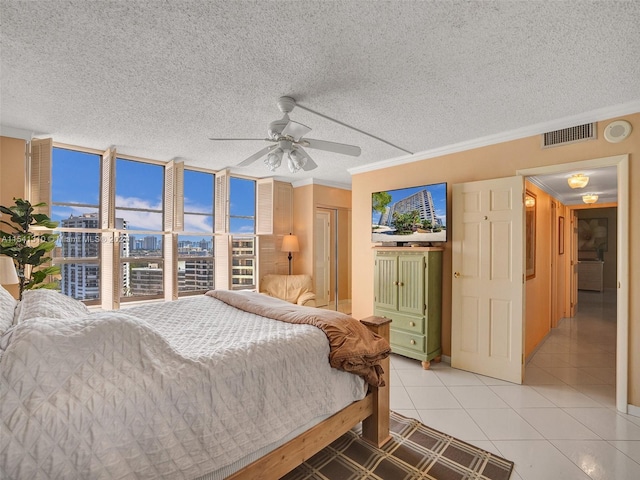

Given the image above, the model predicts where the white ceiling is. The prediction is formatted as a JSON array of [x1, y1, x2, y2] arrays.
[[527, 166, 619, 205], [1, 1, 639, 193]]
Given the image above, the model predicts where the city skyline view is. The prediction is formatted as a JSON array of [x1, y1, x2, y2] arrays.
[[50, 147, 257, 300]]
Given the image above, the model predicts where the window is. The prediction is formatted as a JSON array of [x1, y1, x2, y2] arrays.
[[51, 147, 101, 303], [178, 169, 215, 295], [229, 177, 256, 289], [43, 142, 266, 306], [115, 158, 164, 300]]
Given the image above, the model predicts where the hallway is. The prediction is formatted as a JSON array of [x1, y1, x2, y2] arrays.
[[389, 289, 640, 479]]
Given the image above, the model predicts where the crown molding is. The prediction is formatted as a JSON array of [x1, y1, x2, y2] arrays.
[[348, 101, 640, 175], [0, 125, 36, 140], [290, 177, 351, 191]]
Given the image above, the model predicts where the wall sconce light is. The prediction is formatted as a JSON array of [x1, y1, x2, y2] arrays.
[[582, 193, 599, 204], [567, 173, 589, 189], [525, 195, 536, 208], [281, 233, 299, 275]]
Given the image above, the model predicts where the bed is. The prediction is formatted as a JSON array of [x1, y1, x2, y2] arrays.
[[0, 286, 391, 479]]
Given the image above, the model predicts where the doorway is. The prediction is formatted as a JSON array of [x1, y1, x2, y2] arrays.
[[315, 206, 352, 313], [518, 154, 629, 413]]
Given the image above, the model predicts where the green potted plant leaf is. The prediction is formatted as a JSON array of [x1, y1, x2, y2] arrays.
[[0, 198, 60, 299]]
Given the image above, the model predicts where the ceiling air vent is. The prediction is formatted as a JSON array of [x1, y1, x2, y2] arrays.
[[542, 123, 596, 148]]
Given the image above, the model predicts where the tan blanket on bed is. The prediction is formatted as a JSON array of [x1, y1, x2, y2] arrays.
[[206, 290, 391, 387]]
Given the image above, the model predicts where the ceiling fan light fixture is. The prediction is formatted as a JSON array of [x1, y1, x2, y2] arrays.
[[568, 173, 589, 189], [582, 193, 599, 204], [287, 149, 307, 173], [264, 148, 283, 171]]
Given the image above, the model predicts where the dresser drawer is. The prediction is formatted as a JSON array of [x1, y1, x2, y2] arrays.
[[375, 309, 425, 334], [391, 329, 426, 354]]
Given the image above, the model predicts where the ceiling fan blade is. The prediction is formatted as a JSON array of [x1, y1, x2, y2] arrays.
[[281, 120, 311, 141], [295, 147, 318, 171], [237, 144, 277, 167], [209, 137, 269, 141], [300, 138, 361, 157]]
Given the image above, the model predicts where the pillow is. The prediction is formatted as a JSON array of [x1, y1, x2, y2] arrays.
[[0, 285, 18, 335], [15, 288, 90, 323]]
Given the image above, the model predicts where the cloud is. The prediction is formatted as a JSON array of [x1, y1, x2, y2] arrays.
[[233, 225, 256, 234], [184, 197, 213, 214], [115, 195, 163, 231], [184, 214, 213, 233], [53, 197, 218, 233]]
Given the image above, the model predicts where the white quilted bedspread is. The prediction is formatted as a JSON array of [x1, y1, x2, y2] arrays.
[[0, 296, 366, 479]]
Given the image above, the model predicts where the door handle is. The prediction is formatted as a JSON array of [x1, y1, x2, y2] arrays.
[[454, 272, 461, 278]]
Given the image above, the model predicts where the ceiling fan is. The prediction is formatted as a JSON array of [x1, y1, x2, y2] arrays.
[[209, 96, 362, 173]]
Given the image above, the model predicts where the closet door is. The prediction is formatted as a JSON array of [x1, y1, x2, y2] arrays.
[[314, 210, 330, 307]]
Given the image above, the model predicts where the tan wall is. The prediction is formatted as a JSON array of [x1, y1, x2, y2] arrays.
[[0, 136, 27, 298], [524, 182, 553, 357], [351, 113, 640, 406], [293, 183, 352, 302], [292, 184, 314, 275], [0, 136, 26, 207]]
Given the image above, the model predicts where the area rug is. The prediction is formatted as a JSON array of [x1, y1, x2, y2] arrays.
[[282, 411, 514, 479]]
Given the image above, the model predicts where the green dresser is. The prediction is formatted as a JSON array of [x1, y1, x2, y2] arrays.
[[373, 248, 443, 369]]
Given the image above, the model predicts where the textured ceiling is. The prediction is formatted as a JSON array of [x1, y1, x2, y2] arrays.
[[1, 0, 639, 188]]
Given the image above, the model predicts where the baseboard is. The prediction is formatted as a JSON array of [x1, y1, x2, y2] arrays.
[[441, 355, 451, 364], [628, 404, 640, 418]]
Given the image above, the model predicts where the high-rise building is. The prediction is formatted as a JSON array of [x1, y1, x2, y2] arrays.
[[59, 213, 129, 300], [383, 189, 441, 227], [141, 235, 158, 250], [130, 263, 164, 296], [178, 259, 213, 292], [232, 237, 255, 288]]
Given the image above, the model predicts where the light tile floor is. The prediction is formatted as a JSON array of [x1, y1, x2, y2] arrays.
[[390, 290, 640, 479]]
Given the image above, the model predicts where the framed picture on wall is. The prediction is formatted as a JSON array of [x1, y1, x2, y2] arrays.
[[558, 216, 565, 255], [525, 191, 536, 279], [578, 218, 608, 257]]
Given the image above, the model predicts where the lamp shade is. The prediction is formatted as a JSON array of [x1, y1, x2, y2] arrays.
[[582, 193, 599, 204], [0, 256, 19, 285], [568, 173, 589, 189], [281, 234, 299, 253]]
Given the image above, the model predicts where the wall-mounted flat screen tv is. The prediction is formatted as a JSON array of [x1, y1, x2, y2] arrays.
[[372, 182, 447, 244]]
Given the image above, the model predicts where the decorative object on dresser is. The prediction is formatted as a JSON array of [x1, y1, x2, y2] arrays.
[[373, 247, 443, 369]]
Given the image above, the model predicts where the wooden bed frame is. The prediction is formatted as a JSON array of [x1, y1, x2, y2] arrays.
[[226, 315, 392, 480]]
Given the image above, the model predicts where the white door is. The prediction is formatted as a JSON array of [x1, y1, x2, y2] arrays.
[[314, 210, 330, 307], [451, 176, 525, 384]]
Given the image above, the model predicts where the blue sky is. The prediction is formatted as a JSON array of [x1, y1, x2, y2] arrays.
[[52, 148, 255, 234], [371, 182, 447, 226]]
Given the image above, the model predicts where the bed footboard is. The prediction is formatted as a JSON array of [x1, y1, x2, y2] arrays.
[[360, 315, 392, 447], [225, 315, 391, 480]]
